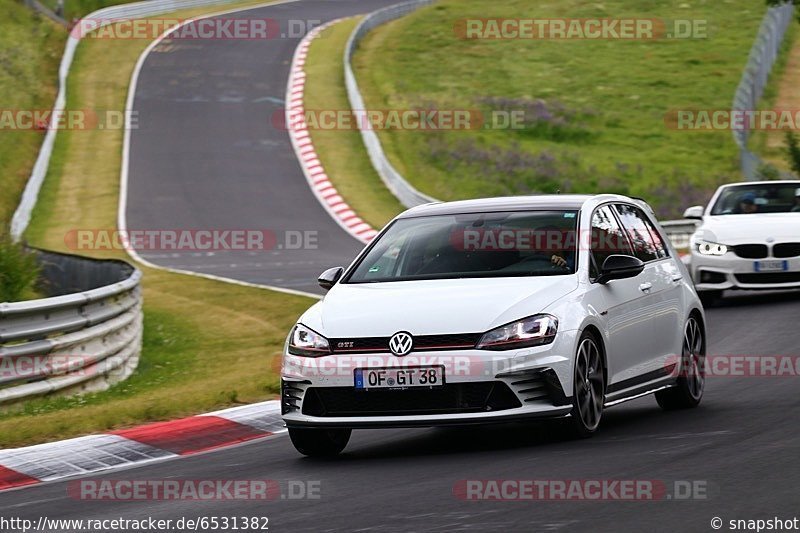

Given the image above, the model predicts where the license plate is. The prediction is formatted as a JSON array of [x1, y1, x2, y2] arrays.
[[354, 366, 445, 390], [754, 260, 788, 272]]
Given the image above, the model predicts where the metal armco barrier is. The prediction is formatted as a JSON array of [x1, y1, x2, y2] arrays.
[[732, 2, 794, 180], [0, 251, 142, 405], [660, 219, 700, 251], [344, 0, 439, 208], [10, 0, 256, 241]]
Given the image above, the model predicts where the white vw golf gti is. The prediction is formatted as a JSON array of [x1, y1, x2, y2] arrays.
[[685, 180, 800, 303], [282, 195, 706, 456]]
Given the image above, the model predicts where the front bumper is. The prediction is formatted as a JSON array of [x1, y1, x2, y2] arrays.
[[690, 252, 800, 292], [281, 333, 576, 428]]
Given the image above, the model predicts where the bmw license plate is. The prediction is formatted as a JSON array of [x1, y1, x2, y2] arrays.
[[354, 366, 445, 390], [754, 260, 788, 272]]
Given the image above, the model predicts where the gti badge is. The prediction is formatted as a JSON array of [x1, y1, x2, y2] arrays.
[[389, 332, 413, 356]]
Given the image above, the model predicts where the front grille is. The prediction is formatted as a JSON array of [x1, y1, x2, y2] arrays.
[[732, 244, 768, 259], [735, 272, 800, 284], [329, 333, 482, 353], [773, 243, 800, 258], [301, 382, 521, 417]]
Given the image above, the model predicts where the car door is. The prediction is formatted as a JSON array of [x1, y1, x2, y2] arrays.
[[587, 205, 656, 389], [613, 203, 683, 379]]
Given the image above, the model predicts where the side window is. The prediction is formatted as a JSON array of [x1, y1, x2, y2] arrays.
[[590, 205, 634, 278], [613, 204, 668, 262]]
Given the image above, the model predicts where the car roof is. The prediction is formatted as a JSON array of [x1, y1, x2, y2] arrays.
[[720, 180, 800, 188], [396, 194, 633, 218]]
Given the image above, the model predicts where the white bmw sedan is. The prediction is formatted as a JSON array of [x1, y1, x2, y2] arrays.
[[684, 180, 800, 303], [282, 195, 705, 456]]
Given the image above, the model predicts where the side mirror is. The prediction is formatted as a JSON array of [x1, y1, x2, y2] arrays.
[[318, 266, 344, 291], [596, 255, 645, 284], [683, 205, 704, 220]]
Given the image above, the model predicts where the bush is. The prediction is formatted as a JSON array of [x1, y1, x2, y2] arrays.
[[756, 162, 781, 180], [0, 235, 41, 302], [785, 131, 800, 176]]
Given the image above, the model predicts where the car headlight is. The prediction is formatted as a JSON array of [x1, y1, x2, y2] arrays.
[[477, 314, 558, 350], [695, 239, 728, 256], [287, 324, 331, 357]]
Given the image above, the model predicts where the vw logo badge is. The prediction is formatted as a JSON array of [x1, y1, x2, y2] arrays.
[[389, 332, 413, 356]]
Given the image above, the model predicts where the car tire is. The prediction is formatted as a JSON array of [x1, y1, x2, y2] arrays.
[[288, 428, 351, 457], [656, 315, 705, 410], [566, 331, 606, 438], [698, 290, 722, 307]]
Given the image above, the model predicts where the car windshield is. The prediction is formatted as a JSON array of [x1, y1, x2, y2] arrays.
[[346, 210, 579, 283], [710, 183, 800, 215]]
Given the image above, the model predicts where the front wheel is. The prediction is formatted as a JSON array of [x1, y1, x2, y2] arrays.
[[288, 427, 351, 457], [656, 316, 705, 410], [566, 332, 606, 438]]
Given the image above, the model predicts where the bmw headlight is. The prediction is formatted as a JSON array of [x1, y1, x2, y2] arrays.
[[287, 324, 331, 357], [477, 314, 558, 350], [695, 239, 728, 256]]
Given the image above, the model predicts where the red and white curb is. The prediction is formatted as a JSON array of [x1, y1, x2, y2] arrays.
[[285, 19, 379, 245], [0, 401, 284, 492]]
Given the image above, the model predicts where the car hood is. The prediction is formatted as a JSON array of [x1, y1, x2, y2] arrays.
[[300, 276, 579, 338], [698, 213, 800, 244]]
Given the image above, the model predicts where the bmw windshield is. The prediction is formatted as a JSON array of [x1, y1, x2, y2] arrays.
[[346, 210, 579, 283], [710, 183, 800, 215]]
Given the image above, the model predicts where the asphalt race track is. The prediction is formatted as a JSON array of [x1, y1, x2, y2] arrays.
[[125, 0, 400, 294], [7, 1, 799, 531], [3, 291, 800, 531]]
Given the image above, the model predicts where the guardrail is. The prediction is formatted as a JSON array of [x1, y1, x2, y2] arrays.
[[344, 0, 438, 209], [22, 0, 68, 27], [0, 251, 142, 405], [732, 2, 794, 180], [660, 219, 700, 251], [10, 0, 255, 241]]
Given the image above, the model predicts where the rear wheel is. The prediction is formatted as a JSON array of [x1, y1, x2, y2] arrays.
[[656, 316, 705, 410], [288, 427, 351, 457], [567, 332, 606, 438]]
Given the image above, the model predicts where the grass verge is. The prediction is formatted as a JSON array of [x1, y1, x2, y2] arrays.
[[353, 0, 769, 218], [0, 0, 314, 448], [0, 1, 65, 228], [303, 17, 405, 229]]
